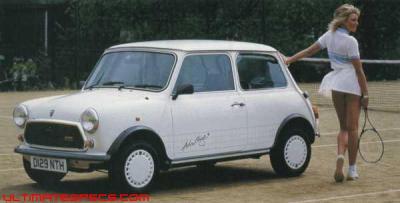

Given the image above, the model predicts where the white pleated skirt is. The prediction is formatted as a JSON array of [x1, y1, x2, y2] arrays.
[[318, 68, 361, 98]]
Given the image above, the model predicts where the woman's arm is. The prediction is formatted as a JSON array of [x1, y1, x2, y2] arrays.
[[285, 42, 322, 65], [352, 59, 369, 108]]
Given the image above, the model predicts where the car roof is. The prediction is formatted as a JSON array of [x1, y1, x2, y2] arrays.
[[109, 40, 277, 52]]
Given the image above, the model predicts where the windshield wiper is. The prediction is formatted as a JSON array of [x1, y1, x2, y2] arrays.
[[102, 81, 125, 86], [133, 84, 163, 89], [102, 81, 126, 90]]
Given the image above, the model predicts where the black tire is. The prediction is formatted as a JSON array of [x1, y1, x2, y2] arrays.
[[109, 141, 159, 193], [23, 158, 66, 186], [270, 128, 311, 177]]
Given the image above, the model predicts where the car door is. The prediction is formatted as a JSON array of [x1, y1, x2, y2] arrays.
[[236, 53, 290, 150], [171, 53, 247, 159]]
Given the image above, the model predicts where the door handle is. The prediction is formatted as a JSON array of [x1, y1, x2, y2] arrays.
[[231, 102, 245, 107]]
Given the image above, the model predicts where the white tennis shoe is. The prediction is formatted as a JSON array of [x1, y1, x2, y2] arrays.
[[347, 166, 359, 181], [334, 155, 345, 182]]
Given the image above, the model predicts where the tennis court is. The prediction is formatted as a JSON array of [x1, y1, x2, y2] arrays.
[[0, 85, 399, 202]]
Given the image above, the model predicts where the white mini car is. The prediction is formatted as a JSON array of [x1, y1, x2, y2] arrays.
[[13, 40, 319, 192]]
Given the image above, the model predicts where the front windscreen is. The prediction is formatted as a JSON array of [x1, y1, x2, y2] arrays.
[[85, 51, 175, 90]]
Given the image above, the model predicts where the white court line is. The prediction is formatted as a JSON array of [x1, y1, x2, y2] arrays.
[[322, 127, 400, 136], [318, 108, 335, 111], [0, 168, 23, 172], [0, 145, 17, 148], [0, 153, 19, 156], [289, 189, 400, 203], [313, 139, 400, 148]]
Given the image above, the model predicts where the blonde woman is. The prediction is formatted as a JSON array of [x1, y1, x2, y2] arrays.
[[284, 4, 368, 182]]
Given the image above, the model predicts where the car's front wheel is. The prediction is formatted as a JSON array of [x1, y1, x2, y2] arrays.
[[110, 142, 159, 193], [23, 158, 66, 185], [270, 128, 311, 177]]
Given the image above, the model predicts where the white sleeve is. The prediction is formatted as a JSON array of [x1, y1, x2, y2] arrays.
[[348, 37, 360, 59], [317, 32, 329, 49]]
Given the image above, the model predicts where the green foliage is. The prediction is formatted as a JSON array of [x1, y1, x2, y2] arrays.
[[51, 0, 400, 85], [8, 57, 40, 90]]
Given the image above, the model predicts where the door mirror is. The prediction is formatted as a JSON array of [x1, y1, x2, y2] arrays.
[[172, 84, 194, 100]]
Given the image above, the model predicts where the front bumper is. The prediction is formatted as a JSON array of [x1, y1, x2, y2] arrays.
[[15, 145, 110, 161]]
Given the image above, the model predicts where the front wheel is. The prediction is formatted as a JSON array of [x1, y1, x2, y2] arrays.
[[270, 128, 311, 177], [109, 142, 159, 193], [23, 158, 66, 186]]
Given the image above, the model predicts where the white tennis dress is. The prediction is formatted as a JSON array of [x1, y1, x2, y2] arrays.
[[317, 27, 361, 97]]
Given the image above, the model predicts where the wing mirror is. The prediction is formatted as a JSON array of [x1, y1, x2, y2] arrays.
[[172, 84, 194, 100]]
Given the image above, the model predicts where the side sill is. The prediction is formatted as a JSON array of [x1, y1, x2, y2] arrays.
[[170, 149, 270, 167]]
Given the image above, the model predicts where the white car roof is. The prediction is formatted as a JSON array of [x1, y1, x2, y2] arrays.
[[109, 40, 276, 52]]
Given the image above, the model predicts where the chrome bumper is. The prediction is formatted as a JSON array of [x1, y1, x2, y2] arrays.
[[15, 145, 110, 161]]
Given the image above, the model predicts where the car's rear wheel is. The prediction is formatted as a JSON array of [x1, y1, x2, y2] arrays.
[[270, 128, 311, 177], [110, 141, 159, 193], [23, 158, 66, 185]]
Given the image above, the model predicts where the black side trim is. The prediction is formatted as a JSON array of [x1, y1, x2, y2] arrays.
[[107, 125, 159, 156], [15, 145, 110, 161], [273, 114, 315, 148], [171, 152, 267, 168]]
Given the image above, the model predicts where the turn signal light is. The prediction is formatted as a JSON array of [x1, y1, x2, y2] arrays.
[[17, 134, 24, 142], [84, 138, 95, 149]]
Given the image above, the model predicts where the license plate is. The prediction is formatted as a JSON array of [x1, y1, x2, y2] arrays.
[[30, 156, 67, 173]]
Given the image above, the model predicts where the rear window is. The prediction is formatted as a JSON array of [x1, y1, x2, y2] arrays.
[[236, 54, 287, 90]]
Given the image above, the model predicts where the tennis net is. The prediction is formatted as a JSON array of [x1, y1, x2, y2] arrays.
[[294, 58, 400, 112]]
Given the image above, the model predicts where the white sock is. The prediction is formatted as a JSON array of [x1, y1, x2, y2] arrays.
[[349, 165, 357, 171]]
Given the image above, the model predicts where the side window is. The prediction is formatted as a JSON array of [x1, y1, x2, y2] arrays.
[[236, 54, 287, 90], [175, 54, 234, 92]]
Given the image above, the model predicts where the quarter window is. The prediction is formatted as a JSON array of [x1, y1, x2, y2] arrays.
[[176, 54, 234, 92], [236, 54, 287, 90]]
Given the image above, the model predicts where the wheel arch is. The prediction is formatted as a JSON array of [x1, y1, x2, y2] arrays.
[[107, 125, 170, 170], [273, 114, 316, 148]]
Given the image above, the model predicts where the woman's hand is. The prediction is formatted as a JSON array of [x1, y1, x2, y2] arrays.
[[285, 56, 293, 65], [278, 52, 291, 65], [361, 95, 369, 109]]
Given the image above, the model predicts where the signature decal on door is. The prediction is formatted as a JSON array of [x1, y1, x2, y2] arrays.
[[181, 133, 210, 151]]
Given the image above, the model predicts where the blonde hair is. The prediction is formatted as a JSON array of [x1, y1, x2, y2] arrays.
[[328, 4, 360, 31]]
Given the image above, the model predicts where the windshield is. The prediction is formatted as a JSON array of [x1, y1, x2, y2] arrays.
[[85, 51, 175, 90]]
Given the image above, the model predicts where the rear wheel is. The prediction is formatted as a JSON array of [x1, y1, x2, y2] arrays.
[[270, 128, 311, 177], [23, 158, 66, 185], [109, 141, 159, 193]]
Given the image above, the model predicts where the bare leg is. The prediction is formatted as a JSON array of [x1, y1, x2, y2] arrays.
[[332, 91, 348, 155], [345, 93, 361, 166], [332, 91, 348, 182]]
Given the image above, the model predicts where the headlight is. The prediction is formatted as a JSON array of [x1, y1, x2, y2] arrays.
[[13, 105, 29, 128], [80, 108, 99, 133]]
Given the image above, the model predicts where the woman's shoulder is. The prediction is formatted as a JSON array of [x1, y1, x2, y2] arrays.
[[346, 35, 358, 45], [319, 30, 333, 39], [322, 30, 333, 36]]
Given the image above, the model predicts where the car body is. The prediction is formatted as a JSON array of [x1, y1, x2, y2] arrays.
[[13, 40, 319, 192]]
